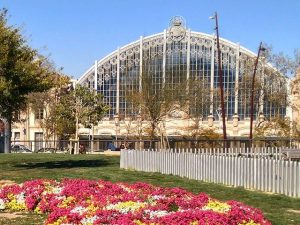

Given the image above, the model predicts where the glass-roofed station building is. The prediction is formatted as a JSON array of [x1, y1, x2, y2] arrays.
[[77, 17, 289, 141]]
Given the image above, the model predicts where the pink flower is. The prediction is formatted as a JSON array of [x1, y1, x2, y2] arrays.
[[0, 179, 271, 225]]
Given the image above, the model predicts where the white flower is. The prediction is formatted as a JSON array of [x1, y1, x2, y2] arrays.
[[106, 201, 145, 213], [52, 187, 63, 194], [118, 184, 132, 192], [152, 195, 165, 200], [106, 204, 114, 210], [16, 192, 25, 204], [81, 215, 99, 225], [0, 199, 6, 210], [70, 206, 88, 215], [144, 209, 170, 218], [55, 196, 65, 201]]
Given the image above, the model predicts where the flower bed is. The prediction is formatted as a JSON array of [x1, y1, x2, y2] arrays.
[[0, 179, 271, 225]]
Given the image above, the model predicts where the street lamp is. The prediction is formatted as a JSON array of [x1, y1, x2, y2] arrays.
[[249, 42, 266, 142], [210, 12, 227, 142]]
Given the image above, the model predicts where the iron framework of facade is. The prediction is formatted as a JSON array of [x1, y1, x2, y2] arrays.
[[78, 18, 288, 122]]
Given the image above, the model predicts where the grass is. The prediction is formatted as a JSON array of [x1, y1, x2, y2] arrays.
[[0, 154, 300, 225]]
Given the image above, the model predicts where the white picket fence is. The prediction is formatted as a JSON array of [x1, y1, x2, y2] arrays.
[[120, 149, 300, 197]]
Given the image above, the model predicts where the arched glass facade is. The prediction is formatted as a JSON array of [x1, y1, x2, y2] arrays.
[[78, 22, 287, 122]]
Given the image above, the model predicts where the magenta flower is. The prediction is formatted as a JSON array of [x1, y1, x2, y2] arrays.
[[0, 179, 271, 225]]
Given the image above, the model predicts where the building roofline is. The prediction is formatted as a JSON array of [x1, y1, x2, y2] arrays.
[[78, 30, 281, 83]]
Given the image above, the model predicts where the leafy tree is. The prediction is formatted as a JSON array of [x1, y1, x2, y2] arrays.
[[29, 82, 108, 144], [0, 9, 57, 153], [27, 74, 70, 141], [73, 85, 109, 138], [53, 89, 76, 140], [53, 85, 108, 152]]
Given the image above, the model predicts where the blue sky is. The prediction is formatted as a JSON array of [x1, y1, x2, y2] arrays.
[[1, 0, 299, 79]]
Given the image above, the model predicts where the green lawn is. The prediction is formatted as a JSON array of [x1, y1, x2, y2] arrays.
[[0, 154, 299, 225]]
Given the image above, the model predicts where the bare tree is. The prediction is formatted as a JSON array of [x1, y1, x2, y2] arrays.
[[179, 78, 211, 137], [243, 45, 300, 139], [254, 115, 291, 138], [127, 72, 181, 148], [237, 46, 289, 131]]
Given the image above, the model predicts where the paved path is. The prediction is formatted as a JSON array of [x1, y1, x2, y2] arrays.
[[88, 150, 120, 156]]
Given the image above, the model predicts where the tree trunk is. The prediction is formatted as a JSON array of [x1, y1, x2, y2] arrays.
[[150, 122, 156, 149], [90, 124, 94, 153], [4, 117, 12, 154], [75, 115, 79, 154]]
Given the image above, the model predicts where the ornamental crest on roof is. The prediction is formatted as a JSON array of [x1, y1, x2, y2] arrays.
[[168, 16, 186, 42]]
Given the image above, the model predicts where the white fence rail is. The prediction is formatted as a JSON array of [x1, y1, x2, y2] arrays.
[[120, 149, 300, 197]]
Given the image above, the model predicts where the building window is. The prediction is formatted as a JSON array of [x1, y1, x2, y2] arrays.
[[34, 132, 43, 151], [13, 111, 21, 121], [14, 132, 20, 140], [35, 109, 44, 120]]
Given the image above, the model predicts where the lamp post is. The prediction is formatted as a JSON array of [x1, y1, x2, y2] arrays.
[[249, 42, 266, 142], [210, 12, 227, 142]]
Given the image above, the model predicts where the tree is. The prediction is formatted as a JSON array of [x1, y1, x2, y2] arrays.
[[254, 115, 291, 138], [237, 46, 290, 133], [53, 89, 76, 140], [27, 73, 70, 142], [118, 115, 134, 140], [238, 73, 263, 118], [265, 46, 297, 77], [254, 115, 292, 147], [238, 45, 300, 140], [176, 77, 212, 136], [0, 9, 57, 153], [289, 50, 300, 137], [74, 85, 108, 136], [0, 120, 4, 135], [127, 71, 182, 147], [192, 127, 222, 149], [54, 84, 108, 152], [260, 47, 300, 132]]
